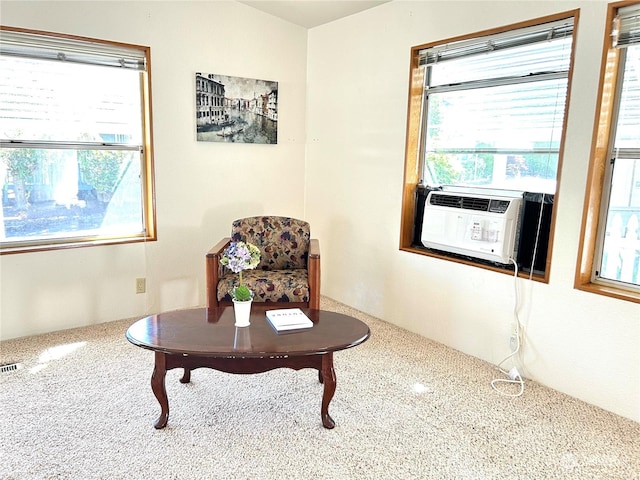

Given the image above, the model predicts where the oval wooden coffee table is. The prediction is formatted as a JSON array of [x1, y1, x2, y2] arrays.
[[126, 306, 370, 429]]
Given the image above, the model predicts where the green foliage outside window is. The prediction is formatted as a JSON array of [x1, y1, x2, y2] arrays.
[[77, 150, 128, 202], [0, 147, 44, 210]]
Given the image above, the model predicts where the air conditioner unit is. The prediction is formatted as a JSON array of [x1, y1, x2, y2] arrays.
[[421, 190, 522, 264]]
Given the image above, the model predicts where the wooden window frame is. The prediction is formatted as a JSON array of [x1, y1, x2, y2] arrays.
[[0, 26, 157, 255], [575, 1, 640, 304], [400, 11, 579, 283]]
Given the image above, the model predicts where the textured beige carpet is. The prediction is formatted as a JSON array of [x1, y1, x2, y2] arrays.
[[1, 297, 638, 480]]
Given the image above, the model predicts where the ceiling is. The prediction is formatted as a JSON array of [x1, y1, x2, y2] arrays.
[[238, 1, 390, 29]]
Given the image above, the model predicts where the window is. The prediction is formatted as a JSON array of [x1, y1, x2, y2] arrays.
[[577, 2, 640, 302], [0, 27, 156, 254], [400, 12, 577, 280]]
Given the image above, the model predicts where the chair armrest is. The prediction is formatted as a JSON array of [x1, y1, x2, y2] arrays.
[[206, 237, 231, 309], [207, 237, 232, 258], [308, 239, 321, 310], [309, 238, 320, 259]]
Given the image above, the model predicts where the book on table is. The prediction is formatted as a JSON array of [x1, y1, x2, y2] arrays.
[[265, 308, 313, 333]]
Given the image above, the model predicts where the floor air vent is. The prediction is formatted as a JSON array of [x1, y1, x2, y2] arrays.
[[0, 363, 20, 373]]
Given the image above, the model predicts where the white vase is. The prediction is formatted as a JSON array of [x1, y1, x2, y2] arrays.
[[232, 299, 252, 327]]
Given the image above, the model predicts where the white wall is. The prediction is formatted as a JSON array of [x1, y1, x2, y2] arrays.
[[306, 1, 639, 422], [0, 1, 308, 337]]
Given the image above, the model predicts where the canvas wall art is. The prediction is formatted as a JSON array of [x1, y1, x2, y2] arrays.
[[195, 72, 278, 144]]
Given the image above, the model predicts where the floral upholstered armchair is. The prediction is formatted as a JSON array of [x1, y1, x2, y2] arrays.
[[206, 216, 321, 309]]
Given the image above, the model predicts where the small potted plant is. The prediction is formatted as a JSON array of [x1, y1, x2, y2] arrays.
[[220, 241, 261, 326]]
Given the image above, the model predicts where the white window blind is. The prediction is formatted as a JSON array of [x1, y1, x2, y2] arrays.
[[420, 16, 574, 192], [612, 4, 640, 48], [419, 18, 573, 66], [0, 29, 146, 70]]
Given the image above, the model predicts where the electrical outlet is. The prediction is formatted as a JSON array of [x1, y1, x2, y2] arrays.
[[135, 277, 146, 294], [509, 334, 519, 352], [509, 322, 520, 352]]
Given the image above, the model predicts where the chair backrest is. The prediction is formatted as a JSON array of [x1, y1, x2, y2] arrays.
[[230, 216, 310, 271]]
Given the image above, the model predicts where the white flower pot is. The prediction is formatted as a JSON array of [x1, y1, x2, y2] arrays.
[[232, 299, 252, 327]]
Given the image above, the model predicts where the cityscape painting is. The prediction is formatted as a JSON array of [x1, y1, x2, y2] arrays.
[[195, 72, 278, 144]]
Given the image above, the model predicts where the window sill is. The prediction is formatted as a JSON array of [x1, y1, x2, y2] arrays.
[[574, 281, 640, 304], [400, 245, 548, 283], [1, 235, 156, 255]]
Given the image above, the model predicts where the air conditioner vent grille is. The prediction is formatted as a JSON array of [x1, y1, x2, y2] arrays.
[[429, 194, 490, 211], [428, 194, 460, 208]]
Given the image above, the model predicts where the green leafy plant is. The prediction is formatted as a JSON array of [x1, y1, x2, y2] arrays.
[[77, 150, 127, 202], [220, 241, 261, 301], [0, 147, 43, 210]]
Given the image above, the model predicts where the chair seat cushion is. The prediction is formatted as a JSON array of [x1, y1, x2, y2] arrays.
[[217, 269, 310, 303]]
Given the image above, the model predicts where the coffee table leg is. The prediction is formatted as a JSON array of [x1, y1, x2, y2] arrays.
[[151, 352, 169, 429], [180, 368, 191, 383], [320, 353, 336, 429]]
